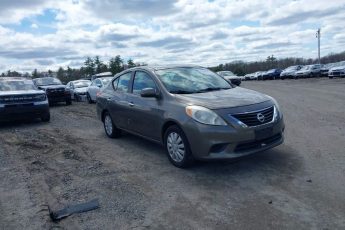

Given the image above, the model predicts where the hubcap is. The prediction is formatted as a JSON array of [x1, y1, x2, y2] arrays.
[[167, 132, 185, 162], [104, 115, 113, 135]]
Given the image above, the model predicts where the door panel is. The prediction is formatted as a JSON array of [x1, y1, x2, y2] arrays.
[[126, 71, 162, 140], [107, 72, 132, 130]]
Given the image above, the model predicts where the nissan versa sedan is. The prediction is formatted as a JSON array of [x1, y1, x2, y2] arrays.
[[97, 66, 285, 168]]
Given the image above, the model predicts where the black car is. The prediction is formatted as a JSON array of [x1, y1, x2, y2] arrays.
[[33, 77, 72, 105], [262, 69, 282, 80], [0, 77, 50, 122], [216, 71, 241, 86]]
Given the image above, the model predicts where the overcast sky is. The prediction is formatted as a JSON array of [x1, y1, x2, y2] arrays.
[[0, 0, 344, 72]]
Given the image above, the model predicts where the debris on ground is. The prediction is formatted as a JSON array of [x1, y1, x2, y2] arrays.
[[49, 199, 100, 221]]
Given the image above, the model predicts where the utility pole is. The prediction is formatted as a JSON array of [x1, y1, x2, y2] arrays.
[[316, 28, 321, 64]]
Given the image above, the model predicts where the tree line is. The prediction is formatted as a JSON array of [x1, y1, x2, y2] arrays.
[[1, 51, 345, 80], [209, 51, 345, 75], [0, 55, 139, 83]]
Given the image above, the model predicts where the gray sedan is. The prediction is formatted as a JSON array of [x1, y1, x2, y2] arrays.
[[97, 65, 285, 168]]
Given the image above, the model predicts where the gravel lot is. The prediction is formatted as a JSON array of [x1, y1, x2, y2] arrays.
[[1, 78, 344, 230]]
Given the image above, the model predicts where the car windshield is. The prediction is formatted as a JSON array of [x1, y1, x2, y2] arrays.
[[155, 67, 231, 94], [285, 66, 297, 70], [100, 77, 112, 85], [301, 66, 310, 70], [74, 81, 90, 88], [218, 71, 235, 76], [0, 80, 37, 91], [34, 77, 62, 86]]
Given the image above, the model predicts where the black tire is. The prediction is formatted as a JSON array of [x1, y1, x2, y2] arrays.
[[66, 99, 72, 105], [41, 112, 50, 122], [74, 94, 79, 102], [103, 112, 121, 138], [164, 125, 194, 168], [87, 93, 93, 104], [329, 76, 333, 79]]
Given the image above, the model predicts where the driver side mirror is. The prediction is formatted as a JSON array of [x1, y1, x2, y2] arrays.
[[140, 88, 159, 98]]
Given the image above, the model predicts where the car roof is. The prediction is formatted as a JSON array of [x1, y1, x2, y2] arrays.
[[126, 64, 204, 72], [0, 77, 31, 81], [33, 77, 56, 80], [72, 79, 90, 82]]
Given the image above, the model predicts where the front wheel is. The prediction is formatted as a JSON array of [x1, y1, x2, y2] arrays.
[[74, 94, 80, 102], [87, 93, 93, 104], [103, 112, 121, 138], [164, 125, 194, 168], [41, 112, 50, 122], [66, 99, 72, 105]]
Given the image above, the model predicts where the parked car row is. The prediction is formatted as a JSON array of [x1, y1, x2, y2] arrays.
[[240, 61, 345, 81]]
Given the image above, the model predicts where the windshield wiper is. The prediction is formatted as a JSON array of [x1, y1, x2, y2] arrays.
[[170, 90, 195, 94], [195, 87, 230, 93]]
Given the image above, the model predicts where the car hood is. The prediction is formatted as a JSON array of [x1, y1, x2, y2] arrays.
[[38, 84, 66, 90], [329, 66, 345, 71], [0, 90, 45, 96], [74, 87, 88, 93], [224, 76, 240, 80], [174, 87, 271, 109]]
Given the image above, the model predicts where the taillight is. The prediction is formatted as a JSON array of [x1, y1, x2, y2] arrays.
[[96, 92, 101, 97]]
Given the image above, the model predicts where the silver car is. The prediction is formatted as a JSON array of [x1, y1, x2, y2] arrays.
[[87, 77, 113, 103], [97, 65, 285, 168], [66, 80, 91, 102]]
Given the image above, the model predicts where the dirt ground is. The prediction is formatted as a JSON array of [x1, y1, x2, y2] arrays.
[[1, 78, 344, 230]]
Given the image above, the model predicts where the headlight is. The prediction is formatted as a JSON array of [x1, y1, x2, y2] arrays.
[[267, 97, 281, 120], [33, 94, 47, 101], [185, 105, 227, 126]]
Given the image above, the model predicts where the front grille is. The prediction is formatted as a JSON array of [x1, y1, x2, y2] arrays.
[[47, 88, 65, 95], [231, 106, 274, 127], [331, 71, 341, 76], [0, 94, 45, 104]]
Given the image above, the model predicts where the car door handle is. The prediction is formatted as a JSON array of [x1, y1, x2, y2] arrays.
[[128, 102, 134, 107]]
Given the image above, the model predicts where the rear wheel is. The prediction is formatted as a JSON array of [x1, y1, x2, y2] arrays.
[[87, 93, 93, 104], [103, 112, 121, 138], [164, 125, 194, 168]]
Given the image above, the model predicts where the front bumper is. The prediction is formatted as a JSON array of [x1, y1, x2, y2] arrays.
[[329, 71, 345, 77], [183, 116, 285, 160], [47, 91, 71, 103], [0, 101, 49, 121]]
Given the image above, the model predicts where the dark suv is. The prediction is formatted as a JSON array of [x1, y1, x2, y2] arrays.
[[262, 69, 282, 80], [0, 77, 50, 122], [97, 66, 284, 168], [33, 77, 71, 105]]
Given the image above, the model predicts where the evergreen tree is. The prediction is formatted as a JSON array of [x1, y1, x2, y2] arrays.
[[109, 55, 123, 75], [127, 59, 136, 68], [84, 56, 95, 76]]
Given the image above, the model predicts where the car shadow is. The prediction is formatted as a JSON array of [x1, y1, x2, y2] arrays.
[[0, 118, 49, 130], [112, 132, 303, 179]]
